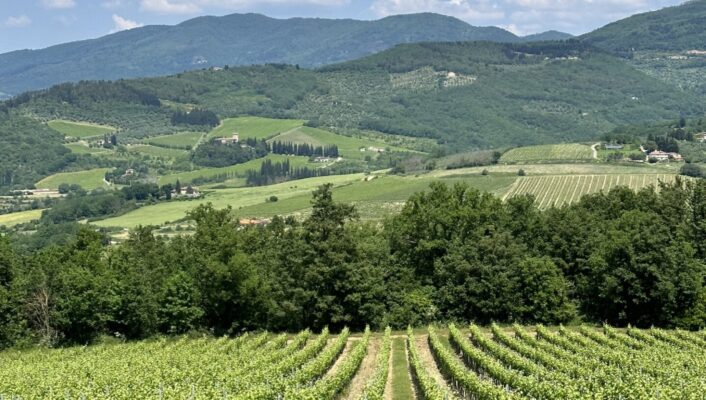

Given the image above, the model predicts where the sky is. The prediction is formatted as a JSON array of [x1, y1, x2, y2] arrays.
[[0, 0, 687, 54]]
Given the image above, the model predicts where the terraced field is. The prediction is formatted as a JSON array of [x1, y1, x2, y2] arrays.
[[1, 324, 703, 399], [503, 174, 680, 209], [500, 144, 594, 163], [47, 120, 116, 138]]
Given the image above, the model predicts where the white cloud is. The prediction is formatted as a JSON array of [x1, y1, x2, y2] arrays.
[[140, 0, 347, 14], [42, 0, 77, 9], [4, 15, 32, 28], [55, 15, 78, 26], [370, 0, 679, 35], [111, 14, 144, 32], [103, 0, 130, 8], [140, 0, 201, 14], [371, 0, 505, 23]]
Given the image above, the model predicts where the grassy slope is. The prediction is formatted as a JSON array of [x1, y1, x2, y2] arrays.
[[64, 143, 111, 155], [128, 144, 188, 159], [207, 117, 304, 140], [147, 132, 202, 148], [157, 154, 312, 185], [0, 209, 44, 227], [48, 120, 116, 138], [95, 172, 516, 228], [270, 126, 407, 159], [36, 168, 112, 190]]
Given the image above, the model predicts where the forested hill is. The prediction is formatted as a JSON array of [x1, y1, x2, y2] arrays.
[[580, 0, 706, 53], [0, 12, 570, 97]]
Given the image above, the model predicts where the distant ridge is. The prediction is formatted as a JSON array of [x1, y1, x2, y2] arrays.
[[0, 12, 570, 97], [580, 0, 706, 53]]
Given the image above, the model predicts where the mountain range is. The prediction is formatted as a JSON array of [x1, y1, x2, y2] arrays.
[[0, 13, 572, 97]]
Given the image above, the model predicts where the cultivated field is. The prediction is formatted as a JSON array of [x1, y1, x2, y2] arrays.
[[35, 168, 112, 191], [503, 174, 681, 209], [207, 117, 304, 140], [47, 120, 116, 138], [147, 132, 202, 149], [500, 144, 594, 163], [0, 324, 703, 399], [0, 209, 43, 227]]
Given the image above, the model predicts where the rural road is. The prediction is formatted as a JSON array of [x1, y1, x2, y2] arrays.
[[591, 143, 599, 159]]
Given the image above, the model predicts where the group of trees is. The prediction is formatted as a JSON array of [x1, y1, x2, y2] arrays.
[[1, 180, 705, 348], [191, 139, 268, 167], [170, 109, 219, 127], [245, 159, 332, 186], [268, 141, 339, 158]]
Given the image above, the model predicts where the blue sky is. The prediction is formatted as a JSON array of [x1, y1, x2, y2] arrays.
[[0, 0, 686, 54]]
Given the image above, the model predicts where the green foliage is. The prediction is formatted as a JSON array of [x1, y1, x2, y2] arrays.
[[581, 0, 706, 53]]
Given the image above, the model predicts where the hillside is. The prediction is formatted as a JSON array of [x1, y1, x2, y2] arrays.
[[1, 40, 703, 191], [581, 0, 706, 53], [0, 13, 570, 97]]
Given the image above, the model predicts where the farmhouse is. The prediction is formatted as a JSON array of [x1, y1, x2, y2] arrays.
[[686, 50, 706, 56], [604, 143, 624, 150], [238, 218, 270, 226], [314, 156, 332, 163], [695, 132, 706, 142], [213, 134, 239, 144], [649, 150, 683, 162], [172, 186, 201, 198]]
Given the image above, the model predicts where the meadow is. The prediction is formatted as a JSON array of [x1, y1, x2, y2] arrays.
[[207, 117, 304, 140], [503, 174, 682, 209], [35, 168, 112, 191], [147, 132, 202, 149], [128, 144, 188, 159], [47, 120, 116, 138], [0, 209, 43, 227], [96, 172, 515, 228], [0, 324, 703, 399], [500, 144, 595, 163]]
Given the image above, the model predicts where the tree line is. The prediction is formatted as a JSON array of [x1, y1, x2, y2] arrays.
[[245, 159, 332, 186], [268, 141, 339, 158], [1, 180, 705, 348]]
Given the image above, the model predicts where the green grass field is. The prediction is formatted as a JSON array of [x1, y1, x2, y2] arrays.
[[0, 209, 44, 227], [147, 132, 202, 149], [128, 145, 188, 159], [207, 117, 304, 140], [503, 173, 682, 209], [64, 143, 111, 155], [96, 172, 515, 228], [157, 154, 312, 186], [36, 168, 112, 191], [270, 126, 403, 160], [500, 144, 594, 163], [48, 120, 116, 138]]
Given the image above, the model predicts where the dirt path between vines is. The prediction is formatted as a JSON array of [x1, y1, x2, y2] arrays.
[[415, 334, 454, 394], [324, 338, 355, 379], [341, 337, 380, 399]]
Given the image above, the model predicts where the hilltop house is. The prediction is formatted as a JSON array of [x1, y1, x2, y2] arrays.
[[213, 134, 239, 145]]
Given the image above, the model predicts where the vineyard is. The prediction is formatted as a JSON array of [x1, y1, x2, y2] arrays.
[[500, 144, 594, 163], [502, 174, 681, 209], [1, 324, 704, 399]]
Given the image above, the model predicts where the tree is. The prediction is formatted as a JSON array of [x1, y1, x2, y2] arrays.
[[157, 272, 204, 334], [512, 257, 576, 323]]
